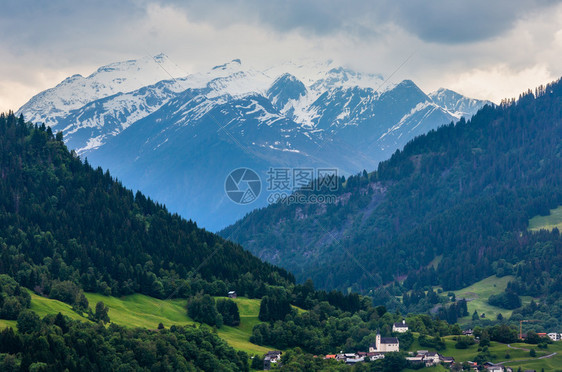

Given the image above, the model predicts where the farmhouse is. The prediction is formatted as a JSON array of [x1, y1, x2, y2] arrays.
[[406, 351, 455, 367], [357, 352, 385, 361], [483, 362, 505, 371], [263, 351, 281, 370], [423, 352, 440, 366], [227, 290, 237, 298], [345, 357, 364, 365], [392, 320, 409, 333], [368, 333, 399, 353]]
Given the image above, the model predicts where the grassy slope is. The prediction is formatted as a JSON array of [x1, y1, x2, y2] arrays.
[[84, 292, 191, 329], [529, 205, 562, 232], [84, 293, 270, 355], [406, 333, 562, 370], [406, 275, 533, 323], [213, 297, 271, 354], [504, 341, 562, 371], [1, 291, 269, 355], [451, 275, 533, 322]]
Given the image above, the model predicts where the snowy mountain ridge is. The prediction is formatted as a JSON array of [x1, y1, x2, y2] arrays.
[[16, 55, 492, 230]]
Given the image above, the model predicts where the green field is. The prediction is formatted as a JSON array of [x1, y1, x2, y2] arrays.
[[84, 292, 192, 329], [529, 205, 562, 232], [28, 290, 91, 321], [84, 293, 269, 355], [214, 297, 271, 354], [406, 333, 562, 369], [504, 341, 562, 371], [452, 275, 533, 322], [2, 291, 269, 355]]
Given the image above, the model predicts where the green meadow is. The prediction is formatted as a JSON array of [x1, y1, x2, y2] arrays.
[[528, 205, 562, 232], [404, 275, 535, 322], [2, 291, 270, 355], [449, 275, 534, 322], [406, 333, 562, 370], [84, 293, 270, 355]]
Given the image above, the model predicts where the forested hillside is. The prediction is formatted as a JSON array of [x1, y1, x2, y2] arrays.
[[0, 112, 295, 302], [222, 79, 562, 325], [0, 111, 385, 370]]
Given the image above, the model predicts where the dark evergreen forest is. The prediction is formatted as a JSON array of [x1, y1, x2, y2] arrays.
[[223, 79, 562, 327]]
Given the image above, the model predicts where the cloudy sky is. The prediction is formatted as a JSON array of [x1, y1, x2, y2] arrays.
[[2, 0, 562, 112]]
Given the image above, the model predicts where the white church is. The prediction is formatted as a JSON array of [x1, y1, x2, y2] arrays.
[[368, 332, 400, 353]]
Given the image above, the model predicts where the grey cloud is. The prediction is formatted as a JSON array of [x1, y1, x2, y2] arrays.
[[166, 0, 558, 43], [389, 0, 556, 44], [1, 0, 144, 51], [2, 0, 558, 48]]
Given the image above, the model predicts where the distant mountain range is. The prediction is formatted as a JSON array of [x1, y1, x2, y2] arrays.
[[17, 54, 490, 230]]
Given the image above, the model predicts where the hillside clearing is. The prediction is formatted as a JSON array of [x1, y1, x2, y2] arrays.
[[451, 275, 533, 322], [1, 291, 269, 355], [529, 205, 562, 232]]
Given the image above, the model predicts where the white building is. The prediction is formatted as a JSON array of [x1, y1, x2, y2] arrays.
[[392, 320, 409, 333], [548, 332, 561, 341], [483, 362, 505, 372], [424, 352, 440, 366], [263, 351, 281, 370], [369, 333, 399, 353]]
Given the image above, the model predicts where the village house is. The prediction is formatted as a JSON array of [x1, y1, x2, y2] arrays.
[[483, 362, 505, 371], [368, 332, 399, 353], [227, 290, 237, 298], [335, 354, 346, 361], [423, 352, 440, 367], [406, 351, 455, 367], [357, 351, 385, 361], [548, 332, 561, 341], [345, 356, 364, 365], [392, 320, 409, 333], [326, 331, 400, 365], [263, 351, 281, 370]]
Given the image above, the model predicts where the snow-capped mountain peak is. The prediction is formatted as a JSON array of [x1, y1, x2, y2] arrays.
[[17, 53, 188, 127], [429, 88, 493, 119]]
